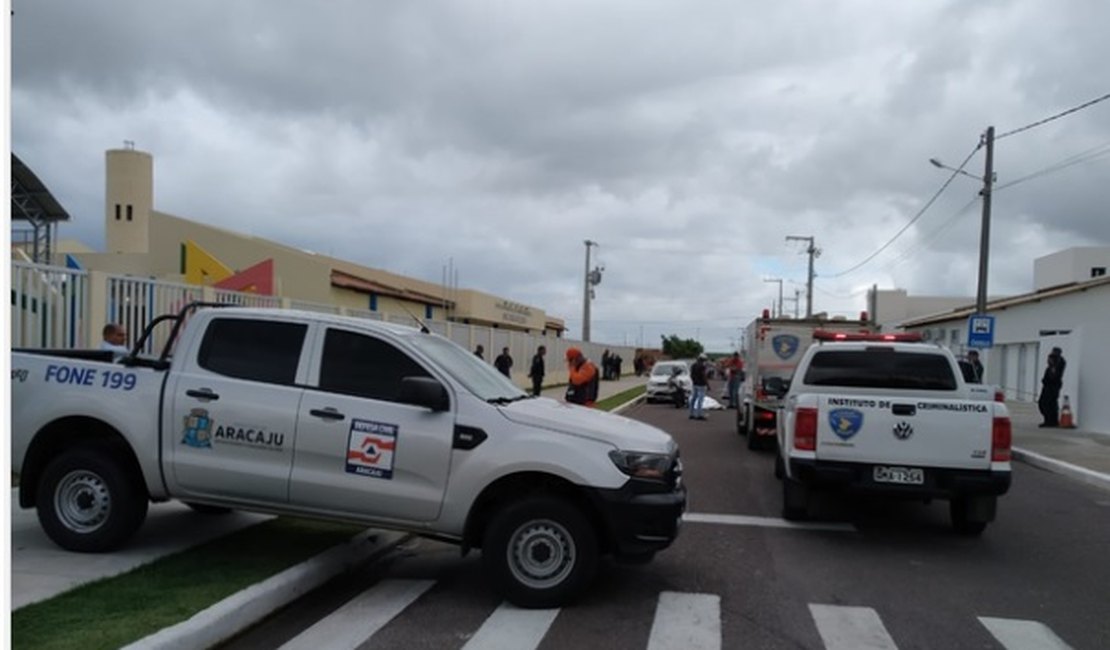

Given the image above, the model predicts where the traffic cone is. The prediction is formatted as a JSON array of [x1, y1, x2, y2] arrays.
[[1059, 395, 1075, 429]]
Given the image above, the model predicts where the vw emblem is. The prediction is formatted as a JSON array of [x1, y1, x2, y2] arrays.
[[893, 422, 914, 440]]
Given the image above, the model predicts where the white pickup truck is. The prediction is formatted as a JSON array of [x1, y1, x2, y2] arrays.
[[775, 331, 1011, 534], [11, 304, 686, 607]]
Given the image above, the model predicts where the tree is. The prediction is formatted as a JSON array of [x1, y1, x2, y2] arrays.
[[660, 334, 703, 359]]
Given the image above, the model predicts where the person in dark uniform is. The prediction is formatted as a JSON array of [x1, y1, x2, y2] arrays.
[[474, 344, 485, 360], [528, 345, 546, 396], [1038, 347, 1065, 427], [494, 347, 513, 377]]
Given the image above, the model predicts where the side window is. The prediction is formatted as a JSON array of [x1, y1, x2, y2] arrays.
[[319, 329, 430, 401], [197, 318, 307, 385]]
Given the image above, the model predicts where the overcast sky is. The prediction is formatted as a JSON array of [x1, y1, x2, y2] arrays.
[[10, 0, 1110, 351]]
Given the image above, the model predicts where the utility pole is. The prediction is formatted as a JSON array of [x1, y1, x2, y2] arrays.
[[786, 235, 819, 318], [582, 240, 603, 341], [784, 288, 802, 319], [763, 277, 783, 317], [976, 126, 995, 315]]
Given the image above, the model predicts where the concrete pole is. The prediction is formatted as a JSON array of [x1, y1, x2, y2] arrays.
[[583, 240, 594, 341], [976, 126, 995, 315]]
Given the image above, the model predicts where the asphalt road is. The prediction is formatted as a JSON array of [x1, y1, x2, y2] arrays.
[[221, 402, 1110, 649]]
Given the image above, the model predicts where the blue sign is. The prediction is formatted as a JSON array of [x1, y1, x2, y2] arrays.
[[828, 409, 864, 440], [772, 334, 800, 360], [967, 315, 995, 349]]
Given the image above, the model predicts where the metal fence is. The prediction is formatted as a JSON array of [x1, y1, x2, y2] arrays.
[[10, 261, 639, 381], [11, 262, 89, 349]]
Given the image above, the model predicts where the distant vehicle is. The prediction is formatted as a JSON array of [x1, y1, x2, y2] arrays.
[[645, 361, 692, 403], [737, 310, 875, 450], [776, 331, 1012, 535]]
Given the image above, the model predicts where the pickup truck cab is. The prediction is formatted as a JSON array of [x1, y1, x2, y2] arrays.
[[11, 304, 686, 607], [775, 331, 1011, 534]]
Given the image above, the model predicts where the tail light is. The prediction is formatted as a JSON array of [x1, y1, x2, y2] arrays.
[[994, 389, 1005, 402], [794, 407, 817, 451], [991, 417, 1012, 462]]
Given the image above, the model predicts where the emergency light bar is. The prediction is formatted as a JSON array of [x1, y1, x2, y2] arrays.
[[813, 330, 923, 342]]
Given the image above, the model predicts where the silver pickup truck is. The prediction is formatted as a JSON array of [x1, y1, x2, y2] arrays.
[[11, 304, 686, 607]]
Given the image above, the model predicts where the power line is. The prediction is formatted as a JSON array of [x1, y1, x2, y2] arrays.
[[996, 92, 1110, 140], [823, 143, 981, 279], [994, 140, 1110, 191]]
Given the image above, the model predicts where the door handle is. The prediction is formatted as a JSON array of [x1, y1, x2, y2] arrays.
[[310, 408, 346, 421], [186, 388, 220, 401]]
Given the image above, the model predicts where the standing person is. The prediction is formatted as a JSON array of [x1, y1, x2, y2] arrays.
[[725, 351, 744, 409], [495, 347, 513, 378], [528, 345, 546, 396], [601, 350, 611, 380], [564, 347, 599, 407], [1038, 348, 1065, 427], [689, 353, 710, 420], [99, 323, 130, 358], [474, 344, 485, 360], [967, 349, 984, 384]]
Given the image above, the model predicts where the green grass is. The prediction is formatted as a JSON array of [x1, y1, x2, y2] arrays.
[[12, 517, 366, 650], [596, 385, 646, 411]]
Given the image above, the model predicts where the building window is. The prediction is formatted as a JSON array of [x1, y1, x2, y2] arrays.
[[425, 304, 433, 319], [369, 293, 378, 311], [126, 205, 133, 221], [1093, 267, 1107, 278], [115, 204, 121, 221]]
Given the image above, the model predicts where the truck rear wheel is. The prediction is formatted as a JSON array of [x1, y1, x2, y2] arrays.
[[36, 448, 148, 552], [950, 496, 992, 536], [482, 496, 598, 608], [737, 405, 751, 437], [782, 478, 810, 521]]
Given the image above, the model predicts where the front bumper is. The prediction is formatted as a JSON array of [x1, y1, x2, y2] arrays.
[[789, 458, 1011, 498], [587, 479, 687, 558]]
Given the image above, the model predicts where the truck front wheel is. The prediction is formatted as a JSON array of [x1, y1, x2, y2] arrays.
[[482, 496, 599, 608], [36, 448, 148, 552]]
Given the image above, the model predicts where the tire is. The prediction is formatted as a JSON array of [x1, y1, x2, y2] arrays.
[[747, 425, 762, 450], [482, 496, 599, 608], [774, 454, 785, 480], [184, 502, 233, 515], [782, 478, 810, 521], [950, 497, 991, 536], [36, 447, 148, 552]]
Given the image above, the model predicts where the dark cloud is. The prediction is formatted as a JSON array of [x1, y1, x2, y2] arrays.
[[11, 0, 1110, 350]]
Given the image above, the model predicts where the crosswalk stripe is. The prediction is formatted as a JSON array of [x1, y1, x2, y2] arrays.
[[684, 512, 855, 532], [809, 604, 898, 650], [978, 617, 1075, 650], [461, 603, 560, 650], [646, 591, 721, 650], [278, 578, 435, 650]]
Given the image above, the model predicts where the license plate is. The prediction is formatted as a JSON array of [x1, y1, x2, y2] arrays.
[[873, 466, 924, 485]]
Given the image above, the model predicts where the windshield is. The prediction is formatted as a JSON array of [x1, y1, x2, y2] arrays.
[[406, 333, 529, 402], [652, 362, 687, 377]]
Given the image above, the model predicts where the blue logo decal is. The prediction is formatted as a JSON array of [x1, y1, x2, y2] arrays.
[[772, 334, 800, 360], [182, 408, 213, 448], [828, 408, 864, 440]]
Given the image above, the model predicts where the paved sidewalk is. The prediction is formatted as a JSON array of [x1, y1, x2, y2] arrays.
[[1006, 400, 1110, 490]]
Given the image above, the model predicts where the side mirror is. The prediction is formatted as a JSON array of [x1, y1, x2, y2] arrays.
[[399, 377, 450, 411]]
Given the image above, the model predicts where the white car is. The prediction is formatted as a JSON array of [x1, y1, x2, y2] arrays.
[[645, 361, 693, 403]]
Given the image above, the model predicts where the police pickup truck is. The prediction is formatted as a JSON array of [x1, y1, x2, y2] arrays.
[[11, 304, 685, 607], [774, 331, 1011, 534]]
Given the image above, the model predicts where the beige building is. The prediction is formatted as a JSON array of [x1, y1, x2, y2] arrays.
[[64, 147, 566, 337]]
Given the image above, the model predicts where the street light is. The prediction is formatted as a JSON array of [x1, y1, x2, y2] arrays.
[[929, 126, 995, 315]]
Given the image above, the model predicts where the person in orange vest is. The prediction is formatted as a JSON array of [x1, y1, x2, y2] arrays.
[[564, 347, 599, 407]]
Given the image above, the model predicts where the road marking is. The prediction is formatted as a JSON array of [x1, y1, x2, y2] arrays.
[[979, 617, 1075, 650], [809, 604, 898, 650], [461, 603, 560, 650], [279, 578, 434, 650], [684, 512, 855, 532], [647, 591, 721, 650]]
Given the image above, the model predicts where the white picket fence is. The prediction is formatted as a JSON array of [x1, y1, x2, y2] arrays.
[[10, 261, 637, 381]]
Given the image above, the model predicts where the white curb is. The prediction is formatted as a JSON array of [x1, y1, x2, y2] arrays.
[[1013, 447, 1110, 492], [122, 529, 407, 650]]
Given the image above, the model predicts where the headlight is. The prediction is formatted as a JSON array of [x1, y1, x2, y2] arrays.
[[608, 450, 672, 480]]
